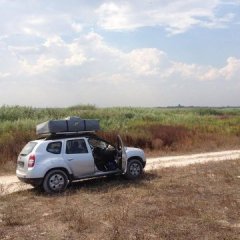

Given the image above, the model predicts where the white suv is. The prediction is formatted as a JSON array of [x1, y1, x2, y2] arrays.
[[16, 133, 146, 193]]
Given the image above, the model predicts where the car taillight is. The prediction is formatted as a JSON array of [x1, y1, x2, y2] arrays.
[[28, 154, 36, 168]]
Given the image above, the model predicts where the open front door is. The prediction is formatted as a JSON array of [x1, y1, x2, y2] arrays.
[[117, 135, 127, 173]]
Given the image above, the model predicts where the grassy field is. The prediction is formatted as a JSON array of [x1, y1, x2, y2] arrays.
[[0, 160, 239, 239], [0, 105, 240, 173]]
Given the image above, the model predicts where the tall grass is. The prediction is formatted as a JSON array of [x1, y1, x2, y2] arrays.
[[1, 105, 240, 132]]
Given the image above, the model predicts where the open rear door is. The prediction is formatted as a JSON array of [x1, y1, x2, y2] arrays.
[[117, 135, 127, 173]]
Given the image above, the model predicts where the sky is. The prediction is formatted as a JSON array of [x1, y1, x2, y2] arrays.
[[0, 0, 240, 107]]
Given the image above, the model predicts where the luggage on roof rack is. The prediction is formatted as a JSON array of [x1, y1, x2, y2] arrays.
[[36, 116, 100, 135]]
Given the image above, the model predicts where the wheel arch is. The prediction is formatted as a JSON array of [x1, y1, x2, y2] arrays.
[[44, 167, 73, 181], [127, 156, 145, 168]]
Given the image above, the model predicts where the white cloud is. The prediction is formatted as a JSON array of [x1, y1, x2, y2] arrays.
[[2, 31, 239, 84], [163, 62, 201, 79], [3, 29, 240, 82], [20, 56, 60, 75], [127, 48, 168, 75], [95, 0, 237, 34], [0, 0, 237, 39], [197, 57, 240, 81], [219, 57, 240, 80], [64, 42, 86, 66], [199, 68, 220, 81], [96, 2, 134, 31], [0, 72, 10, 78], [71, 22, 83, 33], [43, 36, 65, 48], [199, 13, 235, 29]]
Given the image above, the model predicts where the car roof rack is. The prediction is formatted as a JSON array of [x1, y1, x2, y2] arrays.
[[43, 131, 98, 140]]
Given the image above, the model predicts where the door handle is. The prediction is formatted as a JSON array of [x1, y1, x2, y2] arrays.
[[67, 158, 74, 161]]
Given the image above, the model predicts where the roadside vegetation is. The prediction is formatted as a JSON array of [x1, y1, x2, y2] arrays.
[[0, 160, 239, 239], [0, 105, 240, 174]]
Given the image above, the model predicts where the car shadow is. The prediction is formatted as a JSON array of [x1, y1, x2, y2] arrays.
[[5, 171, 160, 197], [31, 171, 160, 196], [65, 171, 158, 195]]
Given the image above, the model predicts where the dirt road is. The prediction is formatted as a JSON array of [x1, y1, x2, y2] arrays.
[[145, 149, 240, 170], [1, 149, 240, 195]]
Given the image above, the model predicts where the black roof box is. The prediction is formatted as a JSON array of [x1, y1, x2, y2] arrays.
[[36, 116, 100, 135]]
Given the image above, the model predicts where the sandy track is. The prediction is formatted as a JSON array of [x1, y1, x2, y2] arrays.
[[1, 150, 240, 195], [145, 150, 240, 170]]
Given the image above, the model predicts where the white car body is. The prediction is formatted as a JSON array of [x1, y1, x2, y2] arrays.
[[16, 133, 146, 193]]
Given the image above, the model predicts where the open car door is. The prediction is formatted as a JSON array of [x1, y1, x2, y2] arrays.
[[117, 135, 127, 173]]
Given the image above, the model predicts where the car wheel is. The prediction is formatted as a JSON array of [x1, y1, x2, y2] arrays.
[[125, 159, 143, 180], [43, 169, 69, 194]]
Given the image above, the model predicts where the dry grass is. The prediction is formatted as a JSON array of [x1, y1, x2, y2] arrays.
[[0, 160, 240, 239], [0, 130, 35, 175], [99, 125, 240, 157], [0, 183, 5, 196]]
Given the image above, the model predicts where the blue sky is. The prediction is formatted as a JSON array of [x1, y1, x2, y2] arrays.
[[0, 0, 240, 107]]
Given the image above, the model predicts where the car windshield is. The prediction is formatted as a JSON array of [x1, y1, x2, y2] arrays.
[[20, 142, 37, 156]]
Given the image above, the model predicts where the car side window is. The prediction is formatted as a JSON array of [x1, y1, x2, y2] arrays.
[[66, 139, 88, 154], [47, 141, 62, 154]]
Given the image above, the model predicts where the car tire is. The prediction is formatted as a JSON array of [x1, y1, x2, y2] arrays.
[[43, 169, 69, 194], [125, 159, 143, 180]]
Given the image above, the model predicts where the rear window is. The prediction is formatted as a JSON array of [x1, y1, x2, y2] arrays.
[[47, 141, 62, 154], [20, 142, 37, 156]]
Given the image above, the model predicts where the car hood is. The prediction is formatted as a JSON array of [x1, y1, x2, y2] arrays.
[[125, 147, 141, 152], [125, 147, 146, 162]]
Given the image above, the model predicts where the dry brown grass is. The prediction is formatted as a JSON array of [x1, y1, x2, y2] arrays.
[[100, 125, 240, 157], [0, 130, 35, 175], [0, 183, 5, 197], [0, 160, 240, 239]]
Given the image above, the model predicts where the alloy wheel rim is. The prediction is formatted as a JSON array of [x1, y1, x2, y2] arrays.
[[49, 174, 65, 191], [129, 163, 141, 176]]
